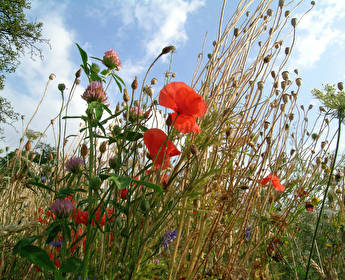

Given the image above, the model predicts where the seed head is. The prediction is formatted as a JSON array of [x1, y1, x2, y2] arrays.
[[81, 143, 88, 158], [49, 73, 56, 80], [338, 82, 344, 91], [99, 141, 107, 154], [58, 83, 66, 92], [151, 78, 158, 85], [146, 86, 154, 98]]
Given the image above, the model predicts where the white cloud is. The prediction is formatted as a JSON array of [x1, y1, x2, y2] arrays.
[[291, 1, 345, 69]]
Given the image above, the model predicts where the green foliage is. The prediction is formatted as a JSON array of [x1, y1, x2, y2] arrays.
[[0, 95, 19, 140], [0, 0, 49, 90]]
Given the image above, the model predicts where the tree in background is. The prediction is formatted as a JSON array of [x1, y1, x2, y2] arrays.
[[0, 0, 49, 139]]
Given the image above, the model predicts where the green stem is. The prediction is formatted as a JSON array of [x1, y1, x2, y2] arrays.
[[82, 119, 95, 279], [305, 117, 342, 279]]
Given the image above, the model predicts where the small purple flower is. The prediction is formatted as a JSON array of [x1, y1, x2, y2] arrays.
[[162, 229, 177, 251], [244, 227, 251, 241], [49, 239, 62, 248], [41, 176, 46, 182], [65, 157, 83, 173], [81, 81, 108, 104], [50, 199, 75, 219], [103, 49, 122, 70]]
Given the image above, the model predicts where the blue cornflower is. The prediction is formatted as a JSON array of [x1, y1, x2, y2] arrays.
[[49, 240, 62, 248], [162, 229, 177, 251], [244, 227, 251, 241]]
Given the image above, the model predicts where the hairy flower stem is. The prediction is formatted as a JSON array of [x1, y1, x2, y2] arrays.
[[305, 117, 342, 279], [81, 120, 95, 279]]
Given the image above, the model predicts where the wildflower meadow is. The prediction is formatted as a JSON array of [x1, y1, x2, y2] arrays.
[[1, 1, 345, 279]]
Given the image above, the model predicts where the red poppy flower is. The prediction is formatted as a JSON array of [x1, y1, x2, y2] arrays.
[[119, 188, 128, 199], [306, 202, 314, 212], [48, 253, 61, 268], [159, 82, 207, 133], [144, 128, 181, 170], [260, 174, 285, 191]]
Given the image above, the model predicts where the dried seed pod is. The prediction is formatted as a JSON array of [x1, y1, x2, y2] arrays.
[[282, 94, 290, 103], [294, 69, 299, 75], [273, 81, 279, 88], [81, 143, 88, 158], [271, 71, 276, 78], [275, 90, 280, 96], [267, 9, 273, 16], [316, 157, 322, 165], [325, 118, 329, 125], [319, 106, 326, 112], [213, 40, 217, 46], [311, 1, 315, 5], [290, 149, 295, 156], [285, 47, 290, 55], [193, 199, 201, 209], [234, 28, 239, 37], [116, 102, 121, 112], [279, 0, 285, 7], [282, 71, 289, 81], [291, 18, 297, 27], [25, 140, 31, 151], [257, 81, 264, 90], [338, 82, 344, 91], [281, 81, 287, 90], [151, 78, 158, 85], [146, 86, 154, 97], [285, 10, 290, 17], [49, 73, 56, 80], [75, 68, 81, 78], [321, 141, 327, 149], [190, 144, 198, 156], [280, 104, 286, 111], [264, 55, 271, 63], [51, 119, 55, 125], [134, 100, 140, 107], [289, 113, 295, 121], [246, 11, 250, 17], [264, 121, 270, 129], [308, 104, 313, 110], [172, 72, 176, 78], [296, 78, 302, 87]]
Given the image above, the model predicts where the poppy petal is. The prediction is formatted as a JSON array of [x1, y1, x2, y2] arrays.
[[260, 174, 272, 185], [170, 112, 201, 134], [159, 82, 207, 117], [144, 129, 181, 170], [272, 181, 285, 191]]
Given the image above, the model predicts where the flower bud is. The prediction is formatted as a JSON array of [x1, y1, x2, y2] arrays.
[[282, 94, 290, 103], [58, 83, 66, 92], [81, 143, 88, 158], [21, 115, 25, 120], [285, 47, 290, 55], [281, 81, 287, 90], [161, 45, 175, 55], [76, 79, 81, 85], [116, 102, 121, 112], [316, 157, 322, 165], [264, 121, 270, 129], [25, 140, 31, 151], [234, 28, 239, 37], [271, 71, 276, 78], [193, 199, 201, 209], [131, 76, 138, 90], [257, 81, 264, 90], [264, 55, 272, 63], [291, 18, 297, 27], [123, 88, 130, 103], [267, 9, 273, 16], [99, 141, 107, 154], [166, 114, 173, 127], [75, 68, 81, 78], [285, 10, 290, 17], [289, 113, 295, 121], [279, 0, 285, 7]]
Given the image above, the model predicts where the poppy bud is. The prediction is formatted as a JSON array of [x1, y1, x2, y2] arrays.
[[190, 144, 198, 156], [285, 10, 290, 17], [49, 73, 56, 80], [151, 78, 158, 85], [131, 76, 138, 90], [311, 1, 315, 5], [161, 45, 175, 55], [81, 143, 88, 158], [338, 82, 344, 91], [123, 88, 130, 103], [140, 199, 150, 212], [296, 78, 302, 87], [99, 141, 107, 154], [47, 152, 53, 162], [75, 68, 81, 78], [25, 140, 31, 151], [116, 102, 121, 112], [166, 114, 173, 127], [58, 83, 66, 92]]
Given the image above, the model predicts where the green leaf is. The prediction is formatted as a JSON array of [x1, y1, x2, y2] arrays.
[[108, 176, 132, 189], [13, 236, 39, 255], [62, 115, 83, 120], [76, 43, 88, 70], [19, 245, 57, 271], [59, 257, 83, 273], [45, 224, 61, 245], [57, 187, 86, 199], [132, 179, 163, 194], [54, 272, 65, 280], [116, 131, 143, 141], [27, 181, 56, 194], [90, 73, 102, 82]]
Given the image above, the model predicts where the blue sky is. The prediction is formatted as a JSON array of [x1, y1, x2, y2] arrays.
[[1, 0, 345, 151]]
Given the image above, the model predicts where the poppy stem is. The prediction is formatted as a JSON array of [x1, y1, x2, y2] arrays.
[[305, 116, 342, 279]]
